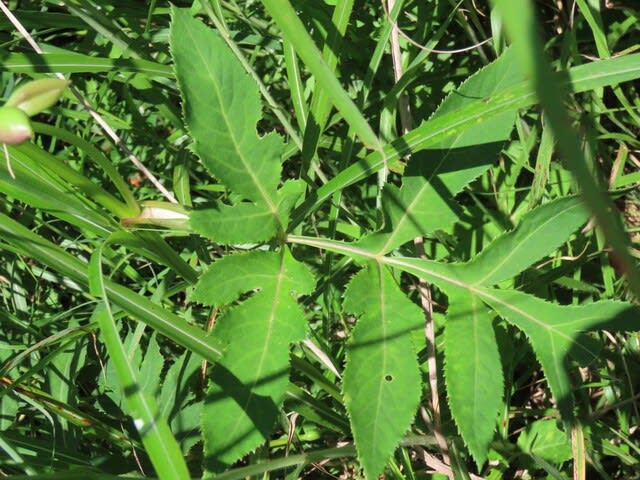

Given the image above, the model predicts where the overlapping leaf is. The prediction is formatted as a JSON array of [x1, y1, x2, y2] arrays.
[[171, 7, 318, 471], [190, 179, 304, 244], [171, 7, 296, 244], [191, 249, 314, 472], [360, 47, 524, 254], [444, 289, 502, 466], [342, 264, 423, 479]]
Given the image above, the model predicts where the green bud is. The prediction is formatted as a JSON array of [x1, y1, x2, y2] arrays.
[[0, 107, 33, 145], [5, 78, 70, 117]]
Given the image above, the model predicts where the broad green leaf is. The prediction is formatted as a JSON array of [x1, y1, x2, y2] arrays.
[[171, 7, 285, 242], [361, 48, 523, 254], [190, 202, 279, 244], [191, 249, 315, 472], [342, 264, 423, 479], [300, 0, 355, 176], [288, 234, 640, 423], [444, 289, 503, 467], [517, 418, 573, 464], [453, 196, 590, 285], [479, 288, 638, 419]]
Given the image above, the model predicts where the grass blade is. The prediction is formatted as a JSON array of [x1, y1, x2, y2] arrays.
[[260, 0, 381, 151], [89, 246, 190, 479], [0, 212, 224, 363], [289, 52, 640, 227], [492, 0, 640, 296]]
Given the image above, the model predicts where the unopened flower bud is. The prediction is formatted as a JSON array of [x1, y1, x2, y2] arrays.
[[121, 201, 190, 230], [0, 107, 33, 145], [5, 78, 70, 117]]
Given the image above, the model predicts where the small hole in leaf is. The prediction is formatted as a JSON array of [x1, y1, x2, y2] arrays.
[[384, 374, 393, 382]]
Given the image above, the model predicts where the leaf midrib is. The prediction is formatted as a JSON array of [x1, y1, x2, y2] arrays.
[[225, 251, 287, 440], [474, 201, 583, 285], [288, 236, 593, 359]]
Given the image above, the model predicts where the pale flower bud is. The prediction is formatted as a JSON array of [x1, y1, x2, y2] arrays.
[[0, 107, 33, 145], [5, 78, 70, 117]]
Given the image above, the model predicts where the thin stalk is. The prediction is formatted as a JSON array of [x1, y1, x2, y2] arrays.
[[89, 245, 190, 479], [386, 0, 450, 469]]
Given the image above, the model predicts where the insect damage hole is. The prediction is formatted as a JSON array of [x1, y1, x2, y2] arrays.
[[384, 374, 393, 382]]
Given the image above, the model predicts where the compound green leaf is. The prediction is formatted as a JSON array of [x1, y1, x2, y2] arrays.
[[171, 7, 285, 241], [444, 289, 503, 467], [191, 249, 315, 472], [342, 264, 423, 479], [453, 196, 590, 285], [289, 235, 640, 424], [357, 48, 524, 254]]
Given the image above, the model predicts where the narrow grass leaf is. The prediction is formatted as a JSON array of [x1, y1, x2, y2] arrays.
[[90, 247, 190, 480], [191, 249, 315, 472], [492, 0, 640, 295], [444, 289, 503, 467], [260, 0, 381, 151], [0, 212, 224, 363], [283, 38, 308, 132], [301, 0, 354, 176], [0, 52, 172, 76], [342, 264, 423, 479], [1, 145, 118, 236]]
